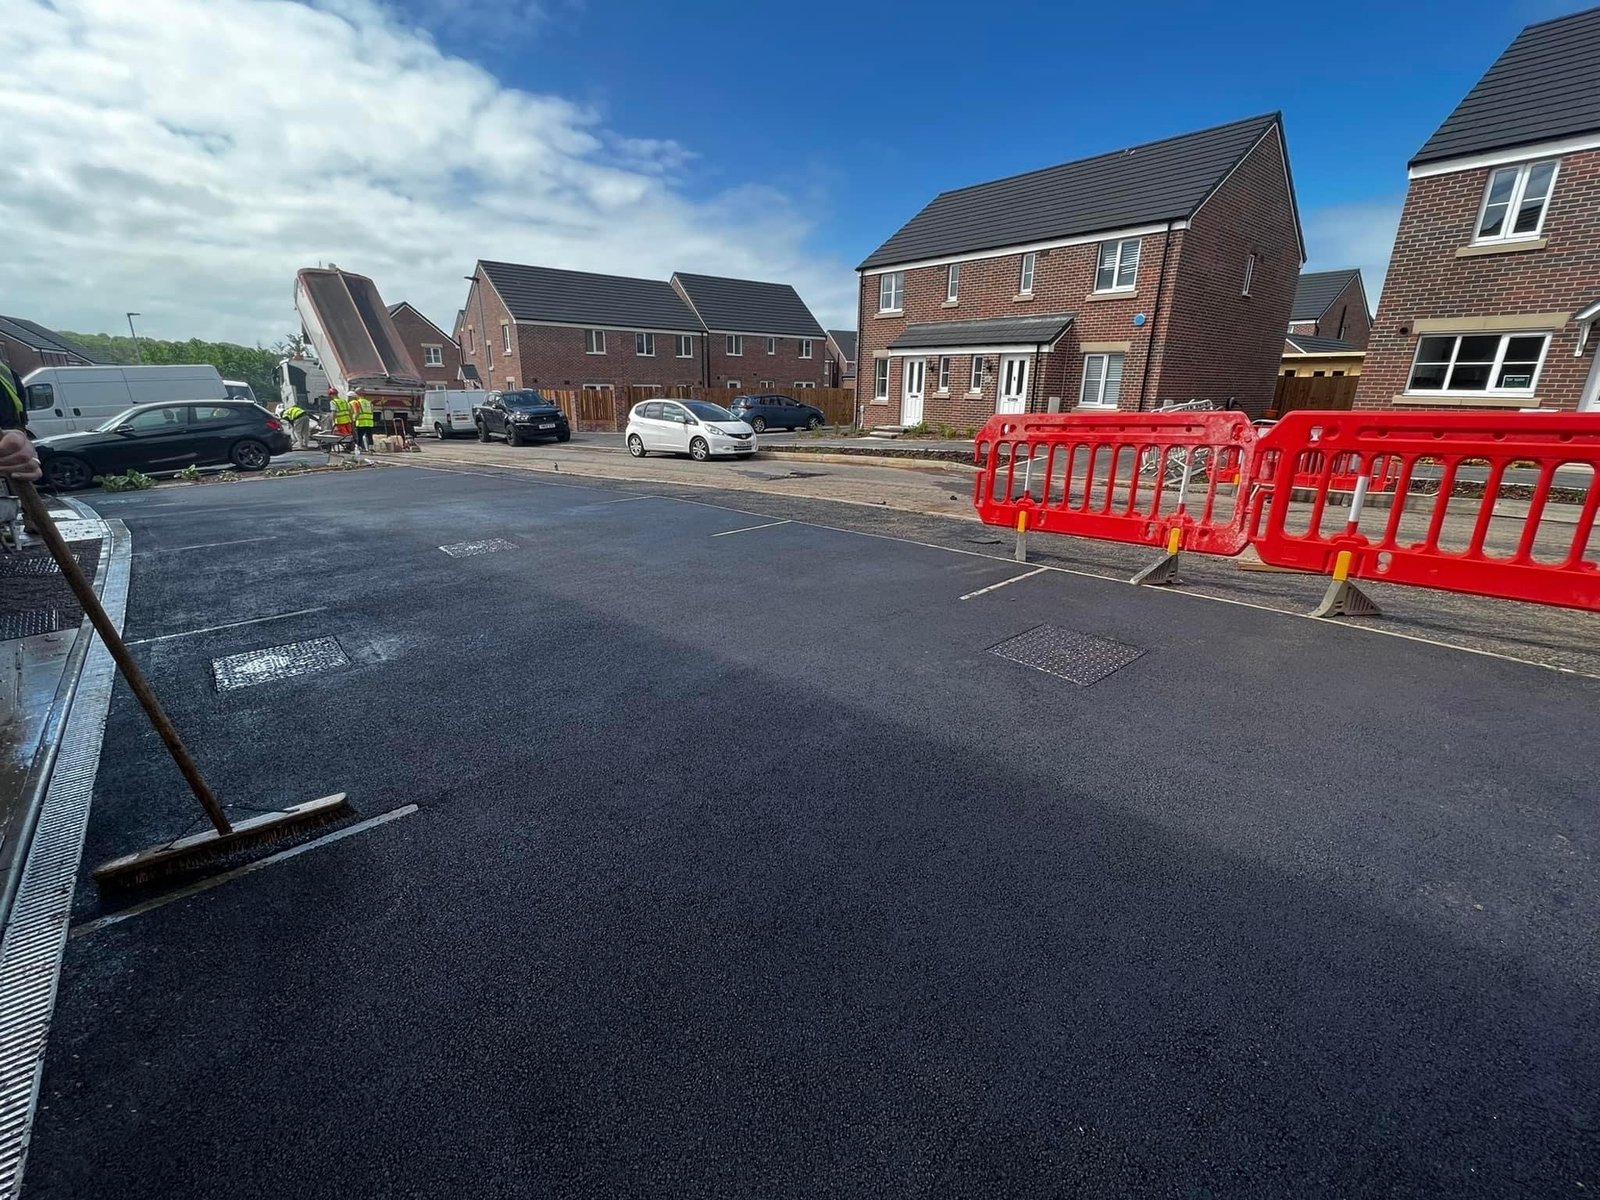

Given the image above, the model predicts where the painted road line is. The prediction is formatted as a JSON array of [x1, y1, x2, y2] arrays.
[[595, 495, 657, 505], [959, 567, 1050, 601], [70, 804, 420, 938], [135, 536, 277, 556], [711, 520, 792, 538], [126, 606, 330, 647]]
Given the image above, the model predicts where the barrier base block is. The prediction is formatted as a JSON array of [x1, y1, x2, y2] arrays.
[[1130, 551, 1181, 587], [1311, 577, 1381, 619], [1014, 530, 1028, 564]]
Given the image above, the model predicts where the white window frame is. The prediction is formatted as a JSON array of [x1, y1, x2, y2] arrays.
[[676, 335, 694, 358], [799, 338, 813, 359], [1080, 352, 1125, 409], [1241, 253, 1256, 297], [874, 358, 889, 400], [935, 356, 950, 392], [969, 356, 984, 393], [1095, 239, 1141, 293], [725, 379, 741, 388], [635, 332, 655, 357], [464, 327, 474, 353], [793, 381, 816, 389], [1473, 159, 1559, 244], [1018, 252, 1036, 296], [766, 337, 776, 355], [501, 323, 512, 354], [1405, 332, 1551, 397], [423, 344, 443, 367], [726, 334, 743, 356], [946, 262, 960, 302], [585, 329, 606, 355], [878, 271, 904, 313]]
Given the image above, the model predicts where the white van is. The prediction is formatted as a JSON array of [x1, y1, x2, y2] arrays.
[[223, 379, 257, 404], [423, 387, 477, 438], [23, 365, 230, 437]]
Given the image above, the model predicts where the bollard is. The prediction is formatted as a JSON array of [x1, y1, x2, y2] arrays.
[[1310, 549, 1381, 618], [1014, 510, 1028, 563]]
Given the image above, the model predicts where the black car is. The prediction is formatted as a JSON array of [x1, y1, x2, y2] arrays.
[[727, 394, 826, 433], [37, 401, 294, 490], [474, 389, 572, 446]]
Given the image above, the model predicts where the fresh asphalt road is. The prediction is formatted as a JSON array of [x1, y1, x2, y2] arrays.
[[24, 464, 1600, 1198]]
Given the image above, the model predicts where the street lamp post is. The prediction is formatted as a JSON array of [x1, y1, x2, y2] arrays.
[[126, 312, 143, 364]]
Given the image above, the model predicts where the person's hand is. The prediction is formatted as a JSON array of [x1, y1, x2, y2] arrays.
[[0, 430, 41, 482]]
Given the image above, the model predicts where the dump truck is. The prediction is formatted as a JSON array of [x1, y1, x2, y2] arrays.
[[293, 266, 425, 428]]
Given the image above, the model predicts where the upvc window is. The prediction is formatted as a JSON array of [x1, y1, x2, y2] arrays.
[[1080, 353, 1125, 408], [585, 329, 605, 354], [1475, 160, 1558, 243], [501, 324, 512, 354], [766, 337, 776, 355], [1406, 332, 1549, 395], [423, 345, 443, 366], [874, 358, 889, 400], [726, 334, 743, 356], [1241, 253, 1256, 297], [799, 338, 813, 359], [969, 356, 983, 392], [878, 272, 904, 312], [1096, 239, 1140, 291], [946, 262, 960, 302], [937, 356, 950, 392], [1018, 252, 1036, 295], [676, 335, 694, 358], [635, 332, 655, 356]]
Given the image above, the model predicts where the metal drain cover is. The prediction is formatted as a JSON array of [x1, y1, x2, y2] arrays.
[[0, 553, 74, 578], [989, 624, 1144, 686], [439, 538, 517, 558], [213, 637, 350, 692], [0, 610, 67, 640]]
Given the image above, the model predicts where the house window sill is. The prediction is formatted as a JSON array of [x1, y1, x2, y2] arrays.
[[875, 310, 903, 319], [941, 299, 959, 308], [1013, 293, 1034, 303], [1394, 392, 1542, 408], [1456, 237, 1547, 258], [1085, 290, 1137, 302]]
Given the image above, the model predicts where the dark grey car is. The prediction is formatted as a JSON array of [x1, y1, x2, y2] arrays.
[[726, 394, 826, 433]]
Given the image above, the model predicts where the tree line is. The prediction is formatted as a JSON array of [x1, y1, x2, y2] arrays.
[[59, 332, 303, 405]]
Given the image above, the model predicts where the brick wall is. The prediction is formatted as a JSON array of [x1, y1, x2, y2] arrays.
[[0, 333, 77, 378], [704, 332, 828, 389], [513, 324, 703, 392], [1356, 147, 1600, 413], [389, 307, 463, 390], [1319, 278, 1373, 349], [1155, 127, 1301, 417]]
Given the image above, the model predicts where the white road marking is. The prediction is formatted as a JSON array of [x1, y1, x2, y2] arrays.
[[712, 519, 792, 538], [70, 804, 420, 937], [126, 606, 330, 647], [594, 495, 656, 505], [135, 536, 276, 556], [959, 567, 1049, 601]]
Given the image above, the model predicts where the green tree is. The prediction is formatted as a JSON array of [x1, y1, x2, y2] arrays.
[[60, 331, 300, 405]]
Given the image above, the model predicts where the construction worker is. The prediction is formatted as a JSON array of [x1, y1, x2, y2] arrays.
[[351, 391, 376, 450], [0, 354, 26, 434], [281, 398, 311, 450], [329, 389, 354, 442]]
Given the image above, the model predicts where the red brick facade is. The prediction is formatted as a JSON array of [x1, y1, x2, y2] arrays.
[[701, 331, 826, 390], [1356, 148, 1600, 413], [1287, 274, 1371, 349], [389, 305, 463, 391], [858, 129, 1300, 425], [0, 331, 90, 378]]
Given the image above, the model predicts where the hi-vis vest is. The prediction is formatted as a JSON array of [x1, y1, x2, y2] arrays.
[[0, 368, 22, 428], [283, 404, 306, 422], [331, 394, 352, 422], [352, 396, 376, 427]]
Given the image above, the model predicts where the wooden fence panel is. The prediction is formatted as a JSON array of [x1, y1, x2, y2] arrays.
[[1269, 374, 1358, 418], [525, 383, 858, 432]]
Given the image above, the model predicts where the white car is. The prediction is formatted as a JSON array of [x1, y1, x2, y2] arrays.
[[625, 400, 758, 461]]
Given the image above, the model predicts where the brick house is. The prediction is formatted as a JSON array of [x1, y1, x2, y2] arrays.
[[825, 329, 856, 389], [670, 272, 829, 391], [0, 315, 97, 377], [856, 113, 1303, 426], [387, 302, 464, 391], [1356, 8, 1600, 414], [1288, 269, 1370, 348], [460, 262, 705, 400]]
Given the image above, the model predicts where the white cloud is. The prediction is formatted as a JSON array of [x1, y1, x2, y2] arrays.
[[0, 0, 856, 343], [1302, 197, 1406, 311]]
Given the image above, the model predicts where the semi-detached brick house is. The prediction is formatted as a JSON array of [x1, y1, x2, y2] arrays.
[[856, 113, 1304, 426], [0, 315, 97, 378], [825, 329, 856, 388], [670, 272, 829, 390], [1288, 269, 1371, 349], [386, 302, 464, 391], [1357, 7, 1600, 414], [461, 262, 704, 402]]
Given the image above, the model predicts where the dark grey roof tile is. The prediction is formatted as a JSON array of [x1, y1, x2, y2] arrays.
[[480, 262, 701, 332], [887, 312, 1077, 350], [827, 329, 858, 359], [671, 273, 825, 337], [1284, 333, 1359, 354], [1290, 269, 1362, 321], [0, 315, 99, 363]]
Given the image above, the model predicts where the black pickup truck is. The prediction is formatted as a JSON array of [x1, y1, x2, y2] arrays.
[[473, 389, 572, 446]]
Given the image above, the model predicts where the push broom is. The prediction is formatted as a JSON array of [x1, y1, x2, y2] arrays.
[[14, 479, 352, 890]]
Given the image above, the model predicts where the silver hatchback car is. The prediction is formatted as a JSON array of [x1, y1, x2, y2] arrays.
[[625, 400, 758, 461]]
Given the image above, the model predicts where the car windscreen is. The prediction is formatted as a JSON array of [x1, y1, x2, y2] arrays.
[[502, 390, 553, 408], [686, 402, 734, 421], [94, 408, 141, 432]]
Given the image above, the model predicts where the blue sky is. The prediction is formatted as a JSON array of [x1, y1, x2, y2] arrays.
[[414, 0, 1578, 302]]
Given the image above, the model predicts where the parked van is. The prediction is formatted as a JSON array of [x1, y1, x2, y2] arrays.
[[423, 388, 477, 438], [22, 365, 229, 437], [222, 379, 258, 404]]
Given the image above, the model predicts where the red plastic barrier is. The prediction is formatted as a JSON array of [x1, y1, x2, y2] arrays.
[[1251, 410, 1600, 611], [974, 412, 1257, 556]]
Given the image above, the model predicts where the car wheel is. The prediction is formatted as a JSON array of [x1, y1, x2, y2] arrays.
[[477, 421, 490, 443], [806, 416, 822, 430], [556, 430, 571, 443], [43, 455, 93, 491], [751, 416, 767, 433], [690, 437, 710, 462], [230, 439, 270, 471], [506, 426, 522, 447], [435, 422, 447, 439], [627, 434, 647, 458]]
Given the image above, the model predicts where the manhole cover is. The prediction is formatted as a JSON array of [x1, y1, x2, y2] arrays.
[[439, 538, 517, 558], [0, 553, 74, 578], [213, 637, 350, 692], [989, 624, 1144, 686], [0, 610, 67, 640]]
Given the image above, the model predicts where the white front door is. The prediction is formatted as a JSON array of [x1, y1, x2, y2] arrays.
[[901, 358, 925, 426], [997, 355, 1030, 413]]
